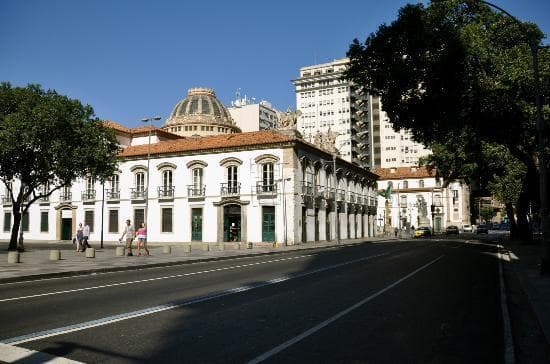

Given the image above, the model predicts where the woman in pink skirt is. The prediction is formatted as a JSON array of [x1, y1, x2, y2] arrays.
[[136, 222, 149, 256]]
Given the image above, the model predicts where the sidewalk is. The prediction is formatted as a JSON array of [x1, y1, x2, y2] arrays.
[[501, 237, 550, 359], [0, 237, 394, 283]]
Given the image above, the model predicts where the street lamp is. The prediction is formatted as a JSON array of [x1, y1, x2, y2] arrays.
[[141, 116, 161, 233]]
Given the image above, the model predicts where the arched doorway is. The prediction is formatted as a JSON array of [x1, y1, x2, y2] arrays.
[[223, 204, 241, 242]]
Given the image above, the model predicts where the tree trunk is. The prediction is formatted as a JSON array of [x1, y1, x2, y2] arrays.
[[8, 205, 22, 251], [506, 203, 518, 238], [514, 189, 532, 241]]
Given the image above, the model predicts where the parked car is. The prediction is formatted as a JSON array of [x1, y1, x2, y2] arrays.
[[462, 224, 473, 233], [476, 224, 489, 234], [414, 226, 432, 238], [445, 225, 459, 235]]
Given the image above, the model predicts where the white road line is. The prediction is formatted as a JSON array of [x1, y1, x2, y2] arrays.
[[0, 252, 388, 345], [0, 255, 313, 302], [246, 255, 445, 364], [497, 248, 515, 364]]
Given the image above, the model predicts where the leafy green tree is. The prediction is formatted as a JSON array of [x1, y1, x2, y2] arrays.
[[479, 206, 496, 223], [0, 83, 120, 251], [345, 0, 549, 239]]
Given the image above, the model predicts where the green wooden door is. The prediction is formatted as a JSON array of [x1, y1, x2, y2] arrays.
[[435, 216, 442, 233], [191, 208, 202, 241], [262, 206, 275, 242], [326, 211, 331, 241], [61, 218, 72, 240]]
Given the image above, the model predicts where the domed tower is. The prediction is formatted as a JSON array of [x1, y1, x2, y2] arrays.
[[163, 87, 241, 137]]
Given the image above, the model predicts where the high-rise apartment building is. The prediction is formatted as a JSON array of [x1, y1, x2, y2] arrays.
[[293, 58, 430, 169], [227, 95, 279, 132]]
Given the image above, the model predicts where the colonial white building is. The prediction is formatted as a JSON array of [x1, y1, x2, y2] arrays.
[[1, 88, 379, 245], [374, 166, 470, 234]]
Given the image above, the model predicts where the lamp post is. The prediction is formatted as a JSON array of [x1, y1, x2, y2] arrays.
[[141, 116, 161, 233]]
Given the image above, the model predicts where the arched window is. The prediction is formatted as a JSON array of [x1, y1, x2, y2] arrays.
[[261, 162, 274, 192], [192, 168, 203, 193], [160, 170, 173, 198], [135, 172, 145, 197], [227, 165, 239, 194]]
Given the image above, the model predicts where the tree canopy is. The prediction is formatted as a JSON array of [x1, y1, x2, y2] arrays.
[[345, 0, 549, 238], [0, 83, 120, 250]]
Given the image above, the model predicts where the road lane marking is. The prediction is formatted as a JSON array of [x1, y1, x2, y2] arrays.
[[497, 248, 515, 364], [0, 252, 389, 345], [0, 255, 314, 302], [247, 255, 445, 364]]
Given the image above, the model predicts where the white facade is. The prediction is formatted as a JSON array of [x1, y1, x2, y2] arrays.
[[1, 129, 379, 245], [227, 97, 279, 132], [374, 167, 470, 233]]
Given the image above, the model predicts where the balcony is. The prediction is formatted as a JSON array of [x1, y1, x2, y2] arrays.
[[81, 190, 96, 201], [324, 188, 335, 200], [256, 182, 277, 196], [337, 189, 346, 202], [158, 186, 175, 199], [347, 192, 356, 203], [314, 185, 325, 198], [130, 188, 146, 200], [60, 192, 72, 202], [221, 183, 241, 197], [106, 189, 120, 201], [188, 185, 206, 199], [2, 196, 11, 205], [301, 182, 313, 196]]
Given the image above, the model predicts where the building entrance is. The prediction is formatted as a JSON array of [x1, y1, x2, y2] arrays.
[[61, 217, 72, 240], [223, 204, 241, 242]]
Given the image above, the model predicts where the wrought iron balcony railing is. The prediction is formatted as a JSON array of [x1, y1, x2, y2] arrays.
[[158, 186, 175, 198], [221, 183, 241, 196], [106, 189, 120, 200], [187, 185, 206, 197], [301, 182, 313, 196], [130, 188, 146, 199], [60, 192, 72, 202], [256, 182, 277, 194], [81, 190, 96, 201]]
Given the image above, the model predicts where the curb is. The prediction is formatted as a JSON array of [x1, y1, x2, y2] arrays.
[[0, 240, 392, 284]]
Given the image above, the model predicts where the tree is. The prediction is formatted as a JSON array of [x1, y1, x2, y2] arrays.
[[0, 83, 120, 251], [479, 206, 496, 223], [345, 0, 549, 240]]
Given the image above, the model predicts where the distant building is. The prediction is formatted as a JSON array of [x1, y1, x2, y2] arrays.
[[227, 95, 279, 132], [292, 58, 431, 169], [374, 166, 470, 234]]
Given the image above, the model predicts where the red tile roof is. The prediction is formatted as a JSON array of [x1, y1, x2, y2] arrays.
[[372, 166, 436, 180], [119, 130, 297, 157]]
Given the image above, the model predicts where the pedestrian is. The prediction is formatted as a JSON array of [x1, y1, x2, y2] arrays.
[[119, 219, 135, 256], [230, 223, 238, 242], [394, 227, 398, 237], [82, 221, 91, 251], [136, 222, 149, 256], [75, 223, 84, 252]]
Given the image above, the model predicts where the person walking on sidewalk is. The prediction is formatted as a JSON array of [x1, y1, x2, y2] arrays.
[[119, 219, 135, 256], [136, 222, 149, 256], [81, 222, 91, 251], [75, 223, 84, 252]]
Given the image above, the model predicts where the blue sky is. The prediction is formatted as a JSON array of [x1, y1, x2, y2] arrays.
[[1, 0, 548, 128]]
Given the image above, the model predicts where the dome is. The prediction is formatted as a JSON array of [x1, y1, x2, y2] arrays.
[[163, 87, 240, 137]]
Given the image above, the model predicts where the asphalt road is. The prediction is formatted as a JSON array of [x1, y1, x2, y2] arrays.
[[0, 239, 506, 363]]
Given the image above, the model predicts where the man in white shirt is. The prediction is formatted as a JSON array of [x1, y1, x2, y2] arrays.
[[119, 219, 135, 256], [82, 222, 91, 251]]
